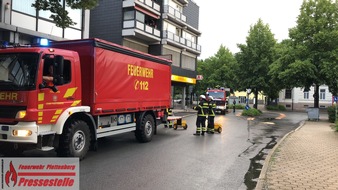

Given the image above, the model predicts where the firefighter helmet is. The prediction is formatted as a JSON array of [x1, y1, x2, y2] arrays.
[[200, 95, 206, 99], [209, 96, 214, 100]]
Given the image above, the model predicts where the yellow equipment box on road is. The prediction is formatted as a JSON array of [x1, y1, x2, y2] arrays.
[[167, 116, 188, 130]]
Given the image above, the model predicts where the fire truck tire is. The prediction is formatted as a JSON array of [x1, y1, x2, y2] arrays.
[[135, 114, 154, 143], [57, 120, 91, 160]]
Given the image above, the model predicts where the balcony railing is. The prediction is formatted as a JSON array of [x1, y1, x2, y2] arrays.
[[163, 30, 201, 52], [163, 5, 186, 23], [123, 20, 161, 38]]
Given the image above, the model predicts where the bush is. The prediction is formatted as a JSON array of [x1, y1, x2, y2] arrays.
[[327, 106, 336, 123], [242, 108, 262, 116], [228, 104, 245, 109], [266, 104, 286, 111]]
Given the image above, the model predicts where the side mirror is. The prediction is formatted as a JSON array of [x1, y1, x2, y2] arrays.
[[51, 85, 58, 92], [39, 81, 47, 89], [39, 81, 58, 92]]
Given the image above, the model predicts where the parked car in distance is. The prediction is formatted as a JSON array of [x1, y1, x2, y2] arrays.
[[174, 99, 182, 104]]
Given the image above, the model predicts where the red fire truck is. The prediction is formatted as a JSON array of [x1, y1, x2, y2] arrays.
[[0, 38, 171, 159], [207, 87, 230, 115]]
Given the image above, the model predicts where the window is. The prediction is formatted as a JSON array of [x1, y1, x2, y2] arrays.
[[304, 90, 309, 99], [182, 31, 197, 44], [63, 60, 71, 84], [43, 58, 71, 85], [320, 89, 326, 100], [285, 89, 292, 99], [124, 11, 135, 20], [136, 11, 145, 22], [39, 10, 53, 20], [0, 53, 39, 90], [66, 7, 82, 29], [13, 0, 36, 16]]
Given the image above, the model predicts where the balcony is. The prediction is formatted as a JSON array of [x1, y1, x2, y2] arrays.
[[163, 5, 187, 27], [122, 20, 161, 43], [123, 0, 161, 17], [162, 30, 201, 54], [176, 0, 189, 6]]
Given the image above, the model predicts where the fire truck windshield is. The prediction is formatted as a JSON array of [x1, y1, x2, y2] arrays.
[[208, 91, 225, 99], [0, 53, 39, 90]]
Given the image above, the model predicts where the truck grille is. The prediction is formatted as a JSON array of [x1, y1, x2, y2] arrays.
[[0, 106, 26, 119]]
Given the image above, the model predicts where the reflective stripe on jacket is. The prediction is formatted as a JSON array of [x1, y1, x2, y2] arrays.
[[209, 101, 216, 116], [194, 99, 208, 116], [166, 108, 173, 116]]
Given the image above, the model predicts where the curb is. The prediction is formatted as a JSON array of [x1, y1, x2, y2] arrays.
[[255, 120, 306, 190]]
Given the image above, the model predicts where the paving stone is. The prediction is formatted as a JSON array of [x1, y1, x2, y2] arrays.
[[257, 120, 338, 190]]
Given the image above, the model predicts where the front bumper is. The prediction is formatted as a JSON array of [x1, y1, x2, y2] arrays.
[[216, 106, 226, 111], [0, 122, 38, 143]]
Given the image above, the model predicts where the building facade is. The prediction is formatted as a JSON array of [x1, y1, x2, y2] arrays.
[[0, 0, 89, 45], [278, 85, 333, 110], [0, 0, 201, 109], [89, 0, 201, 109]]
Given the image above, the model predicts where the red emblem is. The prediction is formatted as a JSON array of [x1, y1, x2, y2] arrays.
[[5, 161, 17, 187]]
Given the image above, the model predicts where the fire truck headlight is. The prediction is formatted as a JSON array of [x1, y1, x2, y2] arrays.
[[13, 130, 32, 137], [15, 110, 27, 119]]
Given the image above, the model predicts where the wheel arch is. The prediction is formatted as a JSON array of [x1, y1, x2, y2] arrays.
[[54, 106, 97, 140]]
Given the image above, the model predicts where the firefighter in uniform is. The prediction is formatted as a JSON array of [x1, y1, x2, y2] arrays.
[[207, 96, 216, 134], [193, 95, 209, 136], [165, 108, 173, 128]]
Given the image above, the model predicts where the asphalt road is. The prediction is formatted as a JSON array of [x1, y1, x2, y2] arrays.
[[12, 110, 308, 190], [78, 110, 307, 190]]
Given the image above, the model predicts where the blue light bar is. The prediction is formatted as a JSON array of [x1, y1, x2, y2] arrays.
[[40, 38, 49, 46]]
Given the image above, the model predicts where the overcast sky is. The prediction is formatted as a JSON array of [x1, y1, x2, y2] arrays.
[[192, 0, 304, 59]]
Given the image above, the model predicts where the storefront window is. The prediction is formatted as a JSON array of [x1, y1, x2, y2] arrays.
[[13, 0, 36, 16]]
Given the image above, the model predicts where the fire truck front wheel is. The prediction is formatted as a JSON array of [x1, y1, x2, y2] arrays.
[[57, 120, 91, 160], [135, 114, 154, 143]]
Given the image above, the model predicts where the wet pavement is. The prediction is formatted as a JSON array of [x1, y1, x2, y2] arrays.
[[244, 135, 277, 189], [174, 108, 308, 190], [256, 117, 338, 190]]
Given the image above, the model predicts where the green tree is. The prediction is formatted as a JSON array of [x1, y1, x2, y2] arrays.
[[32, 0, 99, 28], [269, 40, 299, 101], [276, 0, 338, 108], [195, 45, 238, 96], [236, 19, 277, 109]]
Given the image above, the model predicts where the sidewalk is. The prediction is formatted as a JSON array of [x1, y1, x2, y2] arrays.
[[172, 108, 196, 117], [256, 118, 338, 190]]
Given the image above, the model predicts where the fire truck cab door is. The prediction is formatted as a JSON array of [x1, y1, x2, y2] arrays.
[[38, 56, 78, 124]]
